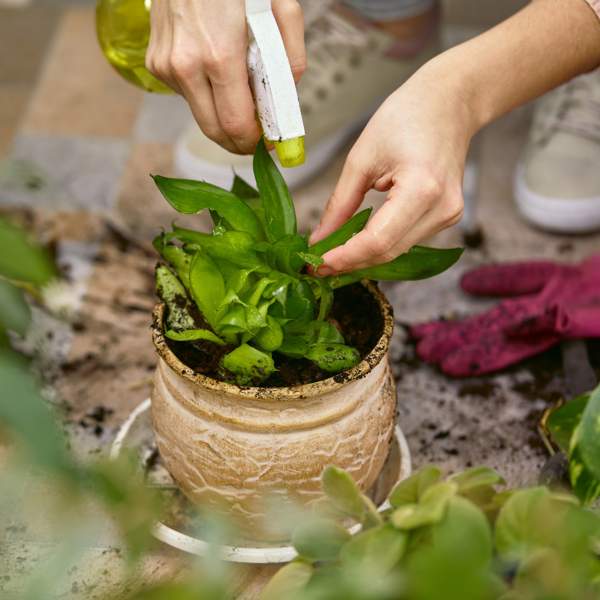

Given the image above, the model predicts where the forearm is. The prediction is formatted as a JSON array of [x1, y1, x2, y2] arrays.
[[423, 0, 600, 135]]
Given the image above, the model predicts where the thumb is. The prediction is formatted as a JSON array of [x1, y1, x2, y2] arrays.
[[310, 153, 371, 245]]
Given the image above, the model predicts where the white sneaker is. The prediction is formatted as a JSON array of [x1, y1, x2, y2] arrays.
[[174, 0, 439, 189], [514, 69, 600, 234]]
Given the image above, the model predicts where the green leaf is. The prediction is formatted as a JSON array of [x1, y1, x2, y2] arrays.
[[309, 208, 372, 257], [259, 561, 313, 600], [0, 279, 31, 336], [330, 245, 463, 287], [171, 227, 263, 269], [340, 524, 407, 576], [391, 481, 458, 530], [231, 174, 259, 199], [278, 334, 309, 359], [189, 253, 225, 330], [269, 234, 307, 274], [253, 138, 297, 241], [252, 316, 284, 352], [547, 394, 590, 453], [155, 265, 196, 332], [0, 217, 56, 286], [313, 279, 333, 322], [569, 429, 600, 505], [575, 383, 600, 483], [389, 465, 443, 507], [306, 321, 344, 345], [152, 175, 263, 239], [220, 343, 275, 386], [494, 487, 578, 558], [322, 465, 382, 527], [165, 329, 225, 345], [155, 240, 192, 289], [306, 342, 360, 373], [297, 252, 324, 268], [449, 466, 505, 493], [292, 517, 351, 562]]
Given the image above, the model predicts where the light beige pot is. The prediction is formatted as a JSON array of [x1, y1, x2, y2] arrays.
[[151, 281, 396, 541]]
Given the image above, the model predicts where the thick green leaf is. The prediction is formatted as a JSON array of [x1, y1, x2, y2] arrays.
[[306, 342, 360, 373], [330, 245, 463, 287], [292, 518, 351, 562], [449, 466, 505, 493], [576, 383, 600, 483], [231, 174, 259, 199], [309, 209, 372, 257], [156, 241, 192, 289], [152, 175, 263, 239], [0, 279, 31, 336], [155, 265, 196, 332], [253, 138, 297, 241], [189, 253, 225, 330], [391, 481, 458, 530], [165, 329, 224, 345], [0, 217, 56, 286], [269, 234, 307, 274], [494, 487, 578, 558], [171, 227, 263, 269], [220, 343, 275, 386], [260, 561, 313, 600], [307, 321, 344, 345], [322, 465, 382, 527], [389, 465, 443, 507], [547, 394, 590, 453], [252, 316, 284, 352], [340, 524, 407, 575]]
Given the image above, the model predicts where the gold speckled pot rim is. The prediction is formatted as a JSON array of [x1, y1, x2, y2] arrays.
[[151, 280, 394, 401]]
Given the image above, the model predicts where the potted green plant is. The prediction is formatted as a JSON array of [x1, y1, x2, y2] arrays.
[[150, 140, 462, 540]]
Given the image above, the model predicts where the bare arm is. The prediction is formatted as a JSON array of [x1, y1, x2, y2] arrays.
[[311, 0, 600, 276]]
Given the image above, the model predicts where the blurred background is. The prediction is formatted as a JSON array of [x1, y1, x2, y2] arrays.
[[1, 0, 600, 598]]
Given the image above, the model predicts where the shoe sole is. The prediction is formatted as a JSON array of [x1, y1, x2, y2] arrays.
[[174, 117, 370, 191], [514, 164, 600, 234]]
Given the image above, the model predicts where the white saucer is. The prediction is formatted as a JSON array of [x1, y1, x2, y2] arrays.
[[110, 398, 412, 564]]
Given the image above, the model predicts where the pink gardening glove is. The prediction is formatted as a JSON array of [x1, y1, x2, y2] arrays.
[[411, 255, 600, 377]]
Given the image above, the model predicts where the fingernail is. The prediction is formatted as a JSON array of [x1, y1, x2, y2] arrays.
[[316, 265, 335, 278]]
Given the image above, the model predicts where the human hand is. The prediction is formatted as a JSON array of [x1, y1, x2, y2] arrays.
[[146, 0, 306, 154], [309, 62, 476, 276]]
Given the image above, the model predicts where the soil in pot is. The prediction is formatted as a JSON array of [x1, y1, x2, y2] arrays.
[[165, 283, 384, 387]]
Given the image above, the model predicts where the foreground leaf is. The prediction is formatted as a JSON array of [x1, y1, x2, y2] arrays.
[[253, 139, 297, 241], [389, 465, 443, 507], [391, 481, 458, 530], [292, 518, 351, 562], [260, 561, 313, 600], [152, 175, 263, 239], [322, 465, 382, 527], [0, 217, 56, 286], [231, 174, 259, 199], [330, 246, 463, 287], [0, 279, 31, 336], [306, 343, 360, 373], [449, 466, 505, 493]]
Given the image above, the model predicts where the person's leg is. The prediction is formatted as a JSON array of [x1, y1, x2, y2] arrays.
[[514, 68, 600, 233], [174, 0, 441, 189]]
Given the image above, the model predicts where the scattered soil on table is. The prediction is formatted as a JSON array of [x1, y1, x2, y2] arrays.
[[165, 283, 384, 387]]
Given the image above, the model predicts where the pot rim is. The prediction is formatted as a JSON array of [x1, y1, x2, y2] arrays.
[[151, 280, 394, 400]]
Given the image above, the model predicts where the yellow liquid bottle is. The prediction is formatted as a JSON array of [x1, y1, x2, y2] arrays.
[[96, 0, 171, 94], [96, 0, 304, 166]]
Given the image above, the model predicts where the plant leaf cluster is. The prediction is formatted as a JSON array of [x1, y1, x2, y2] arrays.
[[263, 463, 600, 600], [153, 139, 462, 386]]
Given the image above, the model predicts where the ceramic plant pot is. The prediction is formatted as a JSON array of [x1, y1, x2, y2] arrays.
[[151, 281, 397, 541]]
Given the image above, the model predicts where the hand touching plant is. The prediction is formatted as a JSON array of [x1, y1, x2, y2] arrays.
[[152, 139, 462, 386]]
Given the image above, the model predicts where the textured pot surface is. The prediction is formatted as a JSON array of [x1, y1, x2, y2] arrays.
[[151, 282, 396, 540]]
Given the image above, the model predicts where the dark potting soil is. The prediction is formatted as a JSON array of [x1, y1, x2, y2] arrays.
[[165, 283, 384, 387]]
